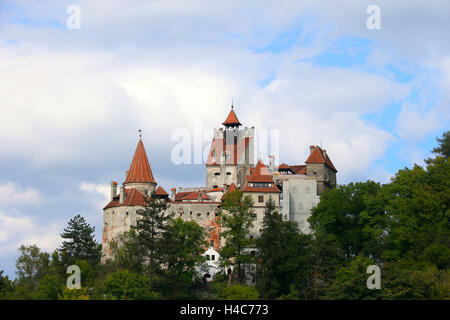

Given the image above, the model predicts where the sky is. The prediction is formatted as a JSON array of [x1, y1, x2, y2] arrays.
[[0, 0, 449, 278]]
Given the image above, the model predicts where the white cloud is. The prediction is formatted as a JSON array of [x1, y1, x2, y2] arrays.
[[0, 183, 41, 205], [80, 182, 109, 201], [0, 211, 62, 257]]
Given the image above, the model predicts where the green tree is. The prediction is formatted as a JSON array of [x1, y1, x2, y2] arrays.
[[431, 130, 450, 159], [326, 255, 381, 300], [383, 262, 450, 300], [0, 270, 14, 299], [59, 214, 101, 268], [257, 197, 313, 299], [132, 194, 174, 289], [160, 218, 207, 298], [58, 286, 90, 300], [34, 274, 63, 300], [111, 229, 146, 274], [309, 181, 381, 261], [219, 189, 255, 284], [15, 245, 50, 294], [103, 270, 159, 300], [216, 284, 259, 300]]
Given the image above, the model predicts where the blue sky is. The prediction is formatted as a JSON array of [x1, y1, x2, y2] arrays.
[[0, 0, 449, 278]]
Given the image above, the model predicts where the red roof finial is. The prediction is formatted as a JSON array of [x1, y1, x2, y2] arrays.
[[124, 139, 156, 184], [223, 105, 241, 127]]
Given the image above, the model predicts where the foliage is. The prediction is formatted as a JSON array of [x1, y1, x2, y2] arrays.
[[58, 286, 90, 300], [0, 270, 14, 299], [216, 284, 259, 300], [326, 255, 381, 300], [15, 245, 50, 292], [59, 214, 101, 268], [111, 229, 146, 274], [34, 274, 63, 300], [431, 130, 450, 159], [102, 270, 159, 300], [159, 218, 207, 298], [220, 189, 256, 284], [132, 194, 173, 288], [257, 196, 313, 299]]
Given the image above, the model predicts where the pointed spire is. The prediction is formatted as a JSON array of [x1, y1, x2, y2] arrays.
[[222, 105, 241, 127], [124, 139, 156, 184]]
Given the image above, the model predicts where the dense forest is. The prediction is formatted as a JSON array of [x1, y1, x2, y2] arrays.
[[0, 132, 448, 300]]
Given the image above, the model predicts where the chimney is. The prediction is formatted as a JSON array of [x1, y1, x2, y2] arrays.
[[119, 186, 125, 204], [197, 191, 202, 202], [223, 184, 228, 192], [171, 188, 176, 201], [125, 170, 129, 181], [269, 155, 275, 172], [110, 181, 118, 200], [309, 145, 315, 154], [322, 149, 327, 160]]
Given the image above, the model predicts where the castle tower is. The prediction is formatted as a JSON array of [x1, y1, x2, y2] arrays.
[[205, 105, 254, 190], [305, 145, 337, 195], [102, 138, 158, 262], [123, 138, 157, 196]]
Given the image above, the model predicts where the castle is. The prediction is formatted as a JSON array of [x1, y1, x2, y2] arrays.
[[101, 106, 337, 265]]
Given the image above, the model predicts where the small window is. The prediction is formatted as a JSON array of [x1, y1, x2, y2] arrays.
[[197, 213, 201, 217], [207, 212, 210, 217], [126, 212, 129, 216], [213, 185, 218, 189], [190, 211, 193, 216], [211, 255, 215, 261], [214, 172, 220, 176], [226, 172, 231, 175], [215, 212, 219, 217], [206, 255, 210, 260], [250, 235, 254, 239], [251, 250, 255, 256], [179, 212, 183, 217], [258, 195, 264, 203]]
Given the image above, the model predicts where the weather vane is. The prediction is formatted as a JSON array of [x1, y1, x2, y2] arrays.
[[138, 129, 142, 139]]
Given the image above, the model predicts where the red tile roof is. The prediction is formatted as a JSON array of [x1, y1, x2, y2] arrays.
[[207, 187, 223, 193], [221, 183, 238, 200], [247, 160, 273, 183], [290, 165, 306, 174], [154, 186, 168, 196], [103, 188, 147, 209], [305, 146, 337, 171], [124, 140, 157, 184], [175, 190, 211, 201], [242, 184, 281, 193], [241, 161, 280, 193], [222, 107, 241, 126], [278, 163, 289, 169]]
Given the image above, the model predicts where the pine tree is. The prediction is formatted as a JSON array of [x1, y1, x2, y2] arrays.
[[131, 192, 174, 289], [219, 189, 255, 284], [257, 197, 313, 299], [59, 214, 101, 268]]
